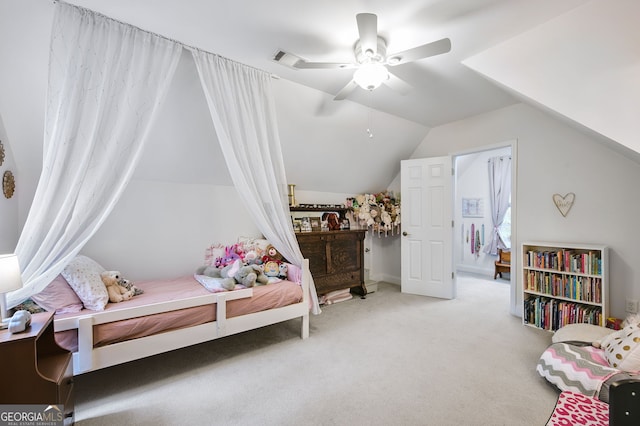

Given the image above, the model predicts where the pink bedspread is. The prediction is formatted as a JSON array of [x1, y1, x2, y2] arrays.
[[54, 276, 303, 352]]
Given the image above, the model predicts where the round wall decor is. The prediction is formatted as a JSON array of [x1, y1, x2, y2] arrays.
[[3, 170, 15, 199]]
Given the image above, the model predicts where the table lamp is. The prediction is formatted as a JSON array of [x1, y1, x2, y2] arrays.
[[0, 254, 23, 327]]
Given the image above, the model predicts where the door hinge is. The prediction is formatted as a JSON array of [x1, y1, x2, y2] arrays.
[[451, 220, 454, 228], [451, 272, 455, 279]]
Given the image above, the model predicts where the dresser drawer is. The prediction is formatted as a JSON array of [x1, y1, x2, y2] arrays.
[[314, 271, 362, 294]]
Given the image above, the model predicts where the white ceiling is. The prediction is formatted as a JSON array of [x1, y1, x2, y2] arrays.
[[66, 0, 589, 128], [6, 0, 635, 199]]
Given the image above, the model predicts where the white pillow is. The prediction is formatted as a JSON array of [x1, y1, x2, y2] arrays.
[[602, 322, 640, 371], [552, 323, 615, 344], [62, 255, 108, 311]]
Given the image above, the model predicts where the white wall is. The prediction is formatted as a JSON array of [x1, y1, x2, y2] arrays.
[[384, 103, 640, 319], [81, 181, 259, 280], [0, 114, 19, 253], [79, 180, 356, 281]]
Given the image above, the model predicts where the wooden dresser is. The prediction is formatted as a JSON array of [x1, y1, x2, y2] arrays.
[[295, 229, 367, 296], [0, 311, 74, 425]]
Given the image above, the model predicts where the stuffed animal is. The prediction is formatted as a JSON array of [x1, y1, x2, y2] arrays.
[[218, 259, 260, 288], [214, 244, 244, 268], [263, 260, 287, 284], [323, 212, 341, 231], [261, 244, 283, 264], [100, 271, 135, 303], [196, 265, 236, 290], [120, 277, 143, 296], [278, 263, 288, 279], [8, 310, 31, 333], [235, 263, 270, 287], [243, 249, 263, 265]]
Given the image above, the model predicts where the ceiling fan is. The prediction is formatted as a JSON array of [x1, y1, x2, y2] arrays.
[[273, 13, 451, 100]]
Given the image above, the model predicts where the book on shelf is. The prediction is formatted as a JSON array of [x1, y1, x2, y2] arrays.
[[523, 296, 602, 331], [524, 270, 602, 303], [525, 248, 602, 275]]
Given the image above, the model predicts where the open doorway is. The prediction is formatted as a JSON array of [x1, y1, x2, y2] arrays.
[[453, 142, 516, 312]]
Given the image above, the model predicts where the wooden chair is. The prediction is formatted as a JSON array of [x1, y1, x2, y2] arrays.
[[494, 248, 511, 279]]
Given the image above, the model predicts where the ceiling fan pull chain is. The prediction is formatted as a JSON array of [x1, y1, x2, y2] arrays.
[[367, 92, 374, 139]]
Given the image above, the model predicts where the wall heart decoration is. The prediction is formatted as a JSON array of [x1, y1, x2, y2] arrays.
[[552, 193, 575, 217]]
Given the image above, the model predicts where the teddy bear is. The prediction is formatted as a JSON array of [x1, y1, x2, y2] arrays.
[[100, 271, 135, 303], [261, 244, 283, 264], [323, 212, 341, 231]]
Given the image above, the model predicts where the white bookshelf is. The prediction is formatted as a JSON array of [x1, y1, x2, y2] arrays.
[[522, 242, 608, 331]]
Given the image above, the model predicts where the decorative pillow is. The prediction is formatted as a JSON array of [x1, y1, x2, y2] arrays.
[[61, 255, 108, 311], [602, 322, 640, 371], [31, 274, 83, 314], [236, 237, 270, 263], [204, 243, 226, 267], [237, 236, 270, 253]]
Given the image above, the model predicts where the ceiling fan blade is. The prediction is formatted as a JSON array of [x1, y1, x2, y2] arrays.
[[387, 38, 451, 66], [356, 13, 378, 57], [334, 80, 358, 101], [384, 71, 413, 95], [294, 60, 355, 69]]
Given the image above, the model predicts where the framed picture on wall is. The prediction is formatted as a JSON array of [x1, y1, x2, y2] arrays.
[[462, 198, 484, 217], [309, 216, 321, 232]]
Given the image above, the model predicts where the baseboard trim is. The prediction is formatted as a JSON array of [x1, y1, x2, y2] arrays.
[[456, 264, 493, 277]]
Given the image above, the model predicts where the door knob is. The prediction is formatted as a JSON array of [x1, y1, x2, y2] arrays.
[[402, 231, 408, 236]]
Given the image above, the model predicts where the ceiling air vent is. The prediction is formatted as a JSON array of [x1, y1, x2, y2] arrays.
[[271, 50, 303, 69]]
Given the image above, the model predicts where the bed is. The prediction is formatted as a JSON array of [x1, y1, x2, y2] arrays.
[[49, 259, 311, 375]]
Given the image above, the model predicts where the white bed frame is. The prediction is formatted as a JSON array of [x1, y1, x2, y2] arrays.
[[54, 260, 311, 375]]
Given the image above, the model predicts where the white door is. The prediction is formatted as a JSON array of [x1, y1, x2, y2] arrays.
[[401, 157, 454, 298]]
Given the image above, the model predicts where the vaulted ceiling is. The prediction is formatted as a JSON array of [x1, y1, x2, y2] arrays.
[[1, 0, 638, 201], [63, 0, 589, 128]]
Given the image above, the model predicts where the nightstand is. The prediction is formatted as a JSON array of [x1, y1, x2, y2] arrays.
[[0, 311, 74, 424]]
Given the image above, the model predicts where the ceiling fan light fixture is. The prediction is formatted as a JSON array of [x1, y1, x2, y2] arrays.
[[388, 56, 401, 65], [353, 62, 389, 91]]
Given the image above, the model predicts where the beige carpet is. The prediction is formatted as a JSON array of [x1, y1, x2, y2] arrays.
[[74, 273, 558, 425]]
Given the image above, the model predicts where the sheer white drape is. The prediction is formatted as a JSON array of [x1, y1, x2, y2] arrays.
[[8, 3, 182, 307], [192, 50, 320, 314], [484, 156, 512, 256]]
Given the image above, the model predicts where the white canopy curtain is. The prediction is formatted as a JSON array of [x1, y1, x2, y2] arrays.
[[9, 2, 321, 314], [192, 50, 320, 314], [8, 2, 182, 307], [483, 155, 512, 256]]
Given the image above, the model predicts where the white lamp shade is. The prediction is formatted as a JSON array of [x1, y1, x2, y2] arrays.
[[0, 254, 23, 293], [353, 63, 389, 91]]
